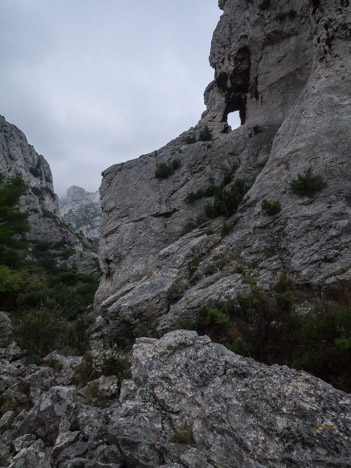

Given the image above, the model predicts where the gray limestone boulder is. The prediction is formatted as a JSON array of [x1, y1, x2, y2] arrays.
[[8, 439, 48, 468], [111, 330, 351, 467], [19, 386, 78, 446]]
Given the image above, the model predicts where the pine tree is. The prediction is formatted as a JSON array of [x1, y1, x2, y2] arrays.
[[0, 175, 29, 267]]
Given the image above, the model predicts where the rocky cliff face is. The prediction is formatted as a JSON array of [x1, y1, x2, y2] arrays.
[[1, 2, 351, 466], [96, 0, 351, 336], [0, 116, 97, 272], [1, 329, 350, 467], [60, 186, 101, 242]]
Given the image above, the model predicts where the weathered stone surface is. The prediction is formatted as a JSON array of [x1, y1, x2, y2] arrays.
[[43, 352, 84, 386], [8, 439, 48, 468], [19, 386, 77, 446], [111, 330, 351, 467], [0, 332, 350, 467], [12, 433, 36, 453], [4, 343, 24, 362], [0, 312, 14, 348], [95, 0, 351, 339], [24, 366, 55, 401], [60, 185, 101, 242], [0, 410, 14, 431], [51, 430, 80, 459], [0, 440, 10, 466]]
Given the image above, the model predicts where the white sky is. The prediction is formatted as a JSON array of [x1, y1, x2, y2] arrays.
[[0, 0, 226, 196]]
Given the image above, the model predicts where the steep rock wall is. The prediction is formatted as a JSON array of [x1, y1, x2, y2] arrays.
[[0, 116, 97, 272], [60, 185, 101, 242], [96, 0, 351, 336]]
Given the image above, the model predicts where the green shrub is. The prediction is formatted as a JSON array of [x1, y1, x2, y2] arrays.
[[185, 185, 217, 204], [198, 125, 212, 142], [60, 248, 75, 260], [276, 9, 297, 21], [0, 174, 100, 357], [166, 286, 183, 305], [42, 209, 57, 219], [232, 337, 251, 356], [14, 308, 94, 356], [261, 199, 281, 215], [155, 159, 181, 179], [43, 187, 55, 198], [290, 168, 325, 197], [204, 179, 249, 219], [275, 291, 294, 312], [195, 306, 233, 344], [29, 167, 41, 178], [33, 241, 51, 252], [93, 344, 131, 384], [185, 169, 237, 206], [0, 175, 29, 250], [259, 0, 270, 10], [31, 187, 42, 197], [190, 285, 351, 393], [185, 135, 196, 144], [170, 425, 194, 444], [14, 308, 67, 356]]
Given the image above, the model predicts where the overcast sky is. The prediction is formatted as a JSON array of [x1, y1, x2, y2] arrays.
[[0, 0, 229, 197]]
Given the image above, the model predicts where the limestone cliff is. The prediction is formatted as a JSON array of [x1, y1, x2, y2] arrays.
[[60, 186, 101, 242], [0, 116, 97, 272], [96, 0, 351, 336], [0, 2, 351, 466]]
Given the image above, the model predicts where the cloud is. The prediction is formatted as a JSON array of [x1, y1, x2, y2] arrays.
[[0, 0, 221, 196]]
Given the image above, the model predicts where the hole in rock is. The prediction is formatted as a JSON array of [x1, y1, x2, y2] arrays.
[[227, 111, 241, 130]]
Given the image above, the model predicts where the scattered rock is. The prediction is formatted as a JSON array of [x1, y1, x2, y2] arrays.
[[19, 386, 78, 446], [12, 433, 36, 453], [8, 439, 48, 468], [0, 410, 15, 431], [0, 312, 14, 348]]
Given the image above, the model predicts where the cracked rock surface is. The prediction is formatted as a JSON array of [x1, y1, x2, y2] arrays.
[[1, 330, 351, 467]]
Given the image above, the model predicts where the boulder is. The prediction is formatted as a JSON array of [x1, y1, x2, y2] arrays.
[[110, 330, 351, 467], [8, 439, 48, 468], [19, 386, 77, 446]]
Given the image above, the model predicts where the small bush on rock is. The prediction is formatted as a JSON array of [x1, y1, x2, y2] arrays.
[[185, 135, 196, 144], [94, 343, 131, 382], [259, 0, 270, 10], [170, 425, 195, 444], [198, 125, 212, 142], [290, 168, 325, 197], [276, 9, 297, 21], [155, 159, 180, 179], [205, 179, 249, 219], [261, 199, 281, 215], [185, 185, 218, 204]]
